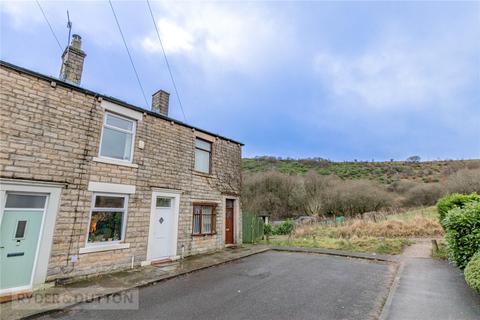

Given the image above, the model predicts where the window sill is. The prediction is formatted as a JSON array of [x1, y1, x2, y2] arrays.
[[79, 243, 130, 254], [93, 157, 138, 168], [192, 171, 214, 178], [191, 233, 217, 237]]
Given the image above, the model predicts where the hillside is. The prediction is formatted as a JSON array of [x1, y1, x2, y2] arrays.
[[242, 157, 480, 184]]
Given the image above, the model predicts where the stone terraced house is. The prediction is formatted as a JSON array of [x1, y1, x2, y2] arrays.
[[0, 35, 243, 297]]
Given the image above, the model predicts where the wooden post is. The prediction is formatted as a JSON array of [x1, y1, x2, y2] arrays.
[[431, 239, 439, 253], [251, 216, 255, 244]]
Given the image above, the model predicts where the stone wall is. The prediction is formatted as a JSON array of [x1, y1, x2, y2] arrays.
[[0, 63, 242, 281]]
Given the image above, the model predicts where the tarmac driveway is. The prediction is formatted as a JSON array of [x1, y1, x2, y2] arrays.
[[38, 251, 395, 320]]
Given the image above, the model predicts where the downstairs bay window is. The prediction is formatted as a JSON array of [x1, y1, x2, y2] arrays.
[[192, 204, 217, 235]]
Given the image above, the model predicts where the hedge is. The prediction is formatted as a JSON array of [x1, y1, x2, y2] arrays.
[[465, 252, 480, 293], [436, 193, 480, 224], [443, 201, 480, 269]]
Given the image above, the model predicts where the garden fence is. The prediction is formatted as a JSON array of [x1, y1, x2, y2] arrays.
[[242, 212, 264, 243]]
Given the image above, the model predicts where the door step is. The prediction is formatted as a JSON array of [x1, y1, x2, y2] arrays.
[[0, 290, 32, 304], [151, 258, 173, 266]]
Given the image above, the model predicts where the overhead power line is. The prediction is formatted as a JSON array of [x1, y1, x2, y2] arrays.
[[146, 0, 187, 122], [35, 0, 63, 52], [108, 0, 149, 109]]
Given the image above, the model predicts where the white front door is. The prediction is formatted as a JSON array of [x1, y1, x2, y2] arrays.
[[148, 191, 180, 262]]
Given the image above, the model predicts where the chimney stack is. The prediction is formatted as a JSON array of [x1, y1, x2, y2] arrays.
[[151, 90, 170, 116], [59, 34, 86, 85]]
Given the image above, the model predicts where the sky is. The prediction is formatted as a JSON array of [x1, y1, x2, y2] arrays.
[[1, 0, 479, 161]]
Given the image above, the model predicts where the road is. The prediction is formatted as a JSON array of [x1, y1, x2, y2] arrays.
[[38, 251, 394, 320]]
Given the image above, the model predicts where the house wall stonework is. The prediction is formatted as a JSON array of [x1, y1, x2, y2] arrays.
[[0, 63, 242, 282]]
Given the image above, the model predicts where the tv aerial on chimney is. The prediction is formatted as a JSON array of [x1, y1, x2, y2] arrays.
[[66, 10, 72, 49]]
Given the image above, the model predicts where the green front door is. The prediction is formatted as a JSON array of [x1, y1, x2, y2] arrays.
[[0, 194, 46, 290]]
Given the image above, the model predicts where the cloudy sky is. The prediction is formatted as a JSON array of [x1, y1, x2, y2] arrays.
[[1, 0, 479, 161]]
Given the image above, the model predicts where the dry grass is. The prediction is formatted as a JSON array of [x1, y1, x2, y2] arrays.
[[294, 224, 317, 238], [295, 207, 443, 239], [266, 206, 443, 255], [329, 217, 443, 238]]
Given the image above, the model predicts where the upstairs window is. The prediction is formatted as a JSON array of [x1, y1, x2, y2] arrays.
[[194, 138, 212, 174], [192, 204, 217, 235], [99, 113, 135, 162]]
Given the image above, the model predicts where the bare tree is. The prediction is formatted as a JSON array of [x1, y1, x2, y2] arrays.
[[303, 171, 339, 217], [402, 183, 444, 207], [406, 155, 421, 162], [242, 171, 304, 219], [445, 169, 480, 194]]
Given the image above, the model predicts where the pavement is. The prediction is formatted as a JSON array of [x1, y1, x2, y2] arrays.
[[0, 245, 269, 320], [35, 251, 396, 320], [381, 239, 480, 320]]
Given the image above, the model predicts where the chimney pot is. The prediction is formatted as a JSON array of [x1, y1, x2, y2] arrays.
[[151, 90, 170, 117], [71, 34, 82, 49], [59, 34, 86, 85]]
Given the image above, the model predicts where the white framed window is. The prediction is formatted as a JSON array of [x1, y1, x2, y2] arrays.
[[99, 112, 136, 163], [87, 193, 128, 245], [194, 138, 212, 174]]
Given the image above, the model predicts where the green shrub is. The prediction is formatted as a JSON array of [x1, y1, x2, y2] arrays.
[[465, 252, 480, 293], [274, 219, 295, 235], [264, 224, 273, 236], [443, 202, 480, 269], [436, 193, 480, 224]]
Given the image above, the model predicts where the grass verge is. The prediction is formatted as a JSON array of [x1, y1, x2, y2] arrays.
[[432, 240, 448, 260], [263, 236, 413, 255], [262, 207, 441, 255]]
